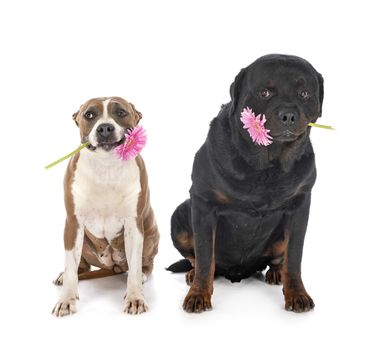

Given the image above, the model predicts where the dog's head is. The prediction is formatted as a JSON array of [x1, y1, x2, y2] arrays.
[[72, 97, 142, 151], [230, 54, 324, 143]]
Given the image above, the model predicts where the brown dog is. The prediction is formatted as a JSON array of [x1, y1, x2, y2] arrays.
[[52, 97, 159, 317]]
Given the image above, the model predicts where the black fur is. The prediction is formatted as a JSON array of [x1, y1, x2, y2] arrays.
[[170, 54, 323, 312]]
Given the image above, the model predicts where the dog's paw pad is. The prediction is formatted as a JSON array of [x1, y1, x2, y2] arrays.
[[265, 268, 281, 285], [52, 297, 77, 317], [183, 290, 212, 313], [123, 295, 148, 315]]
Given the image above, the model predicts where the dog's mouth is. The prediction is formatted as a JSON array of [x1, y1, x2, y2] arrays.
[[87, 138, 125, 151], [270, 130, 301, 141]]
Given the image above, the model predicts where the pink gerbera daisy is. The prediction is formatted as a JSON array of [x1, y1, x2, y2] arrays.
[[115, 125, 147, 161], [240, 107, 273, 146]]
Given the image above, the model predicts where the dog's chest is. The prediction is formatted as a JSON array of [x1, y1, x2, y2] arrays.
[[72, 150, 141, 240], [222, 163, 314, 213]]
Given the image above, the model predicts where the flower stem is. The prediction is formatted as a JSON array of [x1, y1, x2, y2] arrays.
[[308, 122, 335, 130], [45, 142, 90, 170]]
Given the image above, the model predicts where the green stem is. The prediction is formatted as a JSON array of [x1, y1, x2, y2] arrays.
[[308, 122, 335, 130], [45, 142, 90, 170]]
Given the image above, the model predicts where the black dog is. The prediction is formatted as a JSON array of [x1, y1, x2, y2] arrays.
[[167, 54, 324, 313]]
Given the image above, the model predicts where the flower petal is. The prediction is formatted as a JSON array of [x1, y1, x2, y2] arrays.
[[240, 107, 273, 146], [115, 125, 147, 161]]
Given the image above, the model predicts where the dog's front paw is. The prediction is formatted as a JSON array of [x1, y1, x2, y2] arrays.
[[283, 289, 315, 313], [52, 296, 78, 317], [265, 267, 281, 285], [183, 289, 212, 313], [123, 294, 148, 315]]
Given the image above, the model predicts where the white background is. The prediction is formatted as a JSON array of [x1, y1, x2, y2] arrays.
[[1, 0, 369, 349]]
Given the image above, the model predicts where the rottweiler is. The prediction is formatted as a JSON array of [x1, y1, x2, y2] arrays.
[[167, 54, 324, 313]]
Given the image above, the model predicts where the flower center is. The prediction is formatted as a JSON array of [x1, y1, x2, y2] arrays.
[[125, 138, 134, 148], [253, 120, 262, 131]]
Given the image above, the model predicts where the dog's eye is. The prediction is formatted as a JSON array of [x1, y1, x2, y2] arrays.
[[299, 90, 310, 100], [84, 111, 95, 120], [258, 89, 272, 99], [116, 109, 127, 118]]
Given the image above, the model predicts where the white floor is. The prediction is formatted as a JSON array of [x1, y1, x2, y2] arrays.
[[4, 228, 366, 350]]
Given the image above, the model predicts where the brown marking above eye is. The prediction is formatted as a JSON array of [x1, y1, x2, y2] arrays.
[[110, 101, 129, 118], [296, 77, 306, 85], [116, 108, 128, 117], [82, 102, 103, 120]]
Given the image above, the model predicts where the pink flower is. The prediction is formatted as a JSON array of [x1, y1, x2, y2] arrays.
[[240, 107, 273, 146], [115, 125, 147, 161]]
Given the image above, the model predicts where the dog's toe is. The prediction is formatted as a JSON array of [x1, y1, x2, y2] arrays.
[[123, 294, 148, 315], [183, 290, 212, 313], [265, 268, 281, 285], [52, 297, 77, 317], [284, 291, 315, 312]]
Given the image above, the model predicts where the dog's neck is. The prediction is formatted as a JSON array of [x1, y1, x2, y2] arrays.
[[77, 147, 137, 185]]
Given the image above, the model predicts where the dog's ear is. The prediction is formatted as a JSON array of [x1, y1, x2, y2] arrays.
[[72, 111, 79, 126], [229, 67, 248, 114], [317, 72, 324, 118], [130, 103, 142, 125]]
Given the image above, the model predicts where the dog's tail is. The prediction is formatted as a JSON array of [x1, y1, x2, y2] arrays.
[[166, 259, 193, 273]]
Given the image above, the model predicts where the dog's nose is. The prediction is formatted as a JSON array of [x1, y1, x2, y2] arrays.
[[96, 123, 115, 138], [278, 110, 297, 127]]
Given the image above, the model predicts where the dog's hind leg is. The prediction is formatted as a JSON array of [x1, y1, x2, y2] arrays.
[[262, 222, 289, 285], [141, 205, 160, 282], [53, 256, 91, 286], [167, 199, 195, 284], [265, 259, 283, 285]]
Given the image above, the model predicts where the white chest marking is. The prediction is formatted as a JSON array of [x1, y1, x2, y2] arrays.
[[72, 148, 141, 240]]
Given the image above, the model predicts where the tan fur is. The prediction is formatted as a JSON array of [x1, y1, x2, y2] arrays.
[[68, 98, 159, 272], [63, 153, 80, 250], [264, 232, 289, 285], [54, 97, 159, 317], [177, 231, 194, 252], [73, 97, 141, 144], [183, 229, 215, 312], [73, 98, 105, 135], [135, 155, 160, 276], [71, 154, 160, 276], [213, 190, 232, 204]]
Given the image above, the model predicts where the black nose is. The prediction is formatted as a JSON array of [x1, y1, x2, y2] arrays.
[[96, 123, 115, 138], [278, 110, 297, 126]]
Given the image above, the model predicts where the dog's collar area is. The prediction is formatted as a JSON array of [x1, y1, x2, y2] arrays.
[[87, 136, 125, 152], [44, 126, 144, 169]]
